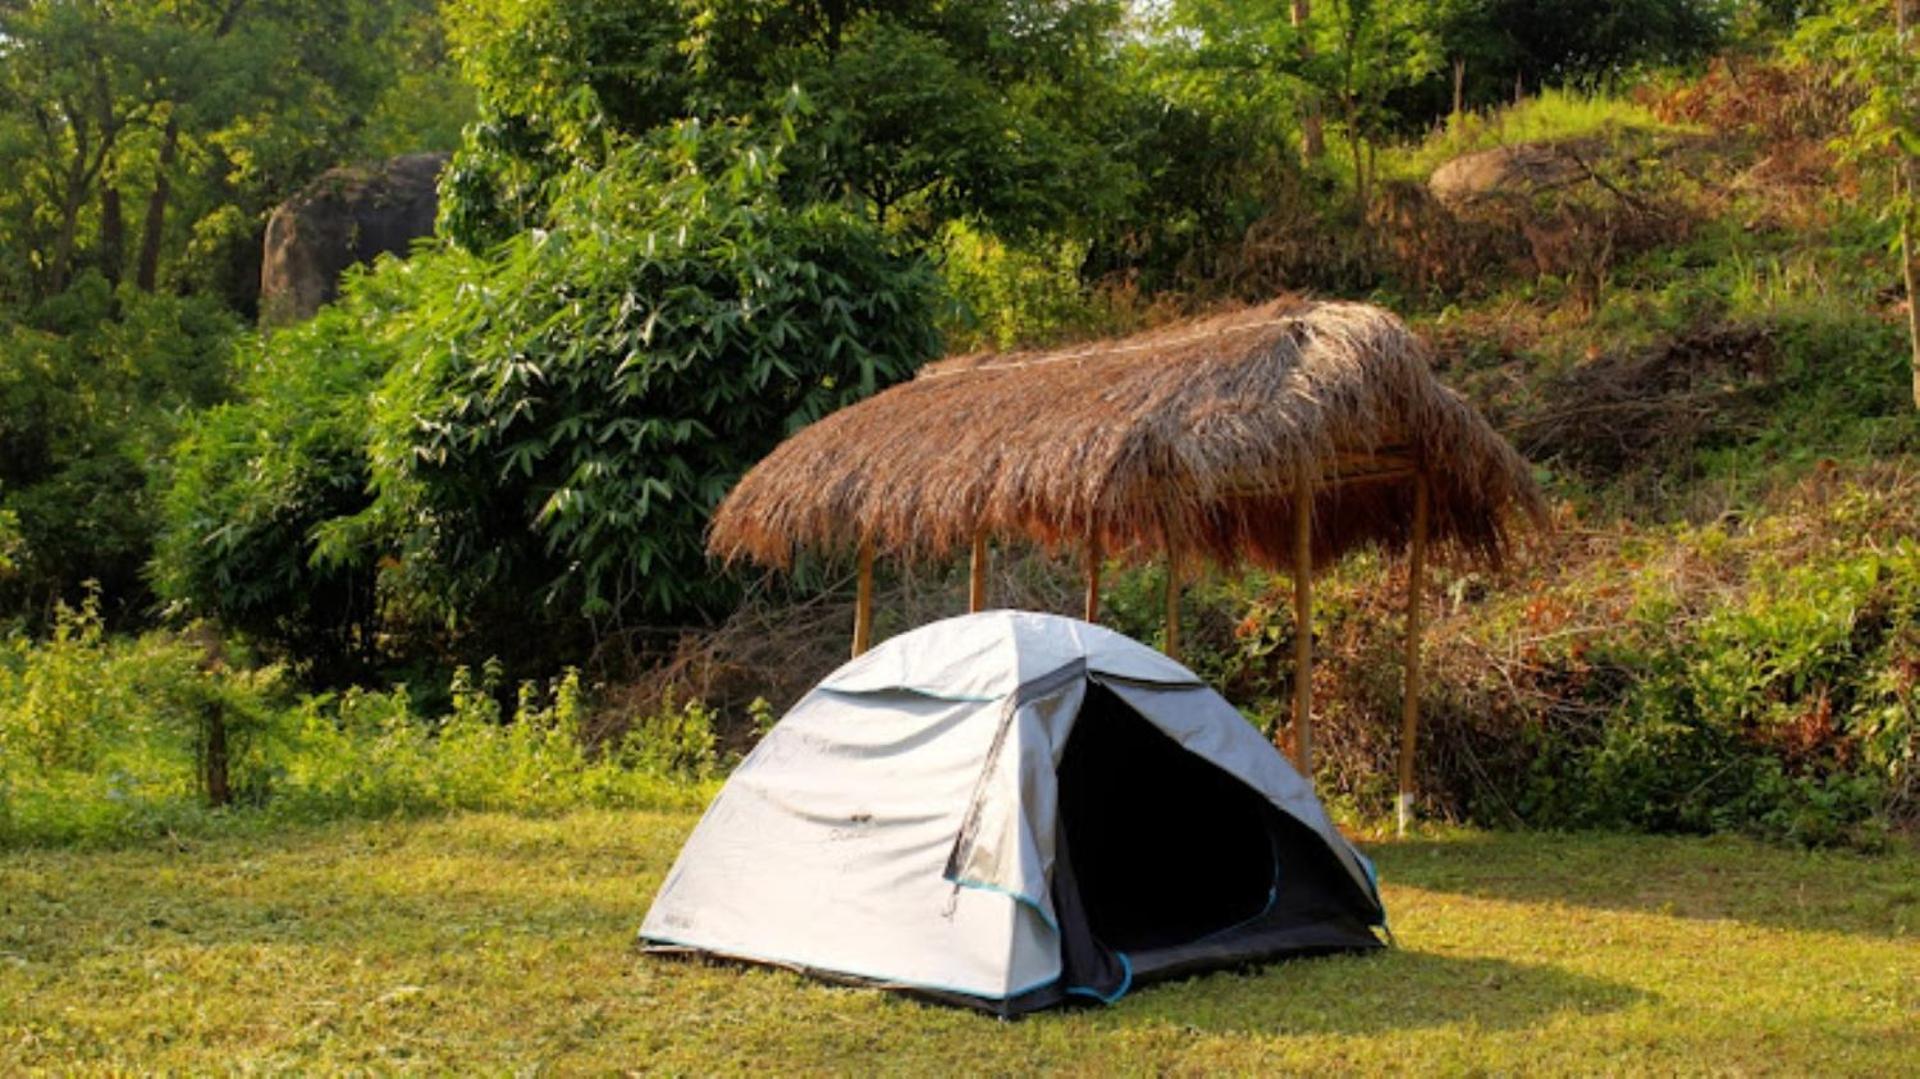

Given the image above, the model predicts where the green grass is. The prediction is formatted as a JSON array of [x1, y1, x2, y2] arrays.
[[1, 812, 1913, 1073], [1377, 87, 1684, 183]]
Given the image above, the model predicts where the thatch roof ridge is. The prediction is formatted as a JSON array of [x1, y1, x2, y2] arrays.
[[709, 298, 1543, 572]]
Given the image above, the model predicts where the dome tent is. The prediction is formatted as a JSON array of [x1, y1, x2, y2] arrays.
[[640, 611, 1387, 1013]]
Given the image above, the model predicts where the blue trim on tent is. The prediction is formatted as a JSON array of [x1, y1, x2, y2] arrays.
[[947, 875, 1061, 934], [639, 930, 1062, 1003], [1357, 850, 1386, 920], [1353, 847, 1392, 943], [1065, 952, 1133, 1005]]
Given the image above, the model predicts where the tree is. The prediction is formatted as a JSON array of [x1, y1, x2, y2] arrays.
[[0, 0, 469, 311], [153, 282, 395, 682], [1, 276, 238, 624], [1797, 0, 1920, 409], [1292, 0, 1324, 159], [1409, 1, 1728, 123], [438, 0, 1129, 251], [160, 118, 943, 674], [1171, 0, 1441, 208]]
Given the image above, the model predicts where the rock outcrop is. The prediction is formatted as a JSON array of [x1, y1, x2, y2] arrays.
[[1427, 141, 1597, 210], [259, 152, 448, 326]]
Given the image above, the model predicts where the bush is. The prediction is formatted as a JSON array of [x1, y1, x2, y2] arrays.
[[937, 223, 1111, 351], [0, 508, 20, 582], [350, 118, 941, 658], [153, 270, 412, 684], [1537, 537, 1919, 846], [269, 665, 715, 822], [0, 602, 725, 847], [160, 117, 942, 678], [0, 279, 239, 625], [0, 590, 289, 844], [1161, 469, 1920, 849]]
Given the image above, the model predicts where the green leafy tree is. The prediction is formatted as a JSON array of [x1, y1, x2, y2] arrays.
[[438, 0, 1128, 251], [0, 0, 470, 311], [1416, 1, 1728, 122], [1797, 0, 1920, 409], [0, 276, 238, 622], [1171, 0, 1442, 208]]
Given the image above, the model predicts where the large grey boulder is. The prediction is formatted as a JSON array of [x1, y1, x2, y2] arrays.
[[1427, 141, 1596, 210], [259, 151, 448, 326]]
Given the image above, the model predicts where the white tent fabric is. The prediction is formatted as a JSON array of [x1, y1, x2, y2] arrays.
[[640, 610, 1380, 1004]]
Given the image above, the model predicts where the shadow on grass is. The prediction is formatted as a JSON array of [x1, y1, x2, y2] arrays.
[[1370, 831, 1920, 939], [1101, 949, 1647, 1036]]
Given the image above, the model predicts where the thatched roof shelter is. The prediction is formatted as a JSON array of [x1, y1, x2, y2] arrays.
[[708, 297, 1543, 834], [710, 298, 1542, 571]]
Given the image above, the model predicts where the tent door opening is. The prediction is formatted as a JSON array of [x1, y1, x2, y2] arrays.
[[1055, 683, 1280, 954]]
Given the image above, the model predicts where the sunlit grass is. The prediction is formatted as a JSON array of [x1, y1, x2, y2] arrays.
[[1, 811, 1911, 1073], [1372, 87, 1685, 184]]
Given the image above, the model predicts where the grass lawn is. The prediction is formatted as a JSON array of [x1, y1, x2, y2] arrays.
[[1, 811, 1914, 1074]]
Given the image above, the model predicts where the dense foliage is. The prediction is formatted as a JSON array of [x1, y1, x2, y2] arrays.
[[0, 595, 720, 847], [152, 281, 400, 683], [0, 278, 237, 624], [2, 0, 1915, 854], [0, 0, 468, 310], [438, 0, 1131, 248], [156, 119, 940, 673], [359, 120, 940, 652]]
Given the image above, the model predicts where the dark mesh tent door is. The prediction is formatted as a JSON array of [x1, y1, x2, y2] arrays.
[[1053, 682, 1382, 978]]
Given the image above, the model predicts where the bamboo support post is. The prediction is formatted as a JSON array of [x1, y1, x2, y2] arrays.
[[852, 542, 875, 658], [1083, 535, 1103, 623], [1292, 470, 1314, 775], [1163, 537, 1181, 661], [1396, 474, 1431, 836], [968, 532, 989, 613]]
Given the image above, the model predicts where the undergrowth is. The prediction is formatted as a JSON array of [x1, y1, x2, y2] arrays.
[[0, 596, 721, 847], [1110, 467, 1920, 849]]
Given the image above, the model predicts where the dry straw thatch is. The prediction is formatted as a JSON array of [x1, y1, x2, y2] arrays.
[[709, 298, 1543, 572]]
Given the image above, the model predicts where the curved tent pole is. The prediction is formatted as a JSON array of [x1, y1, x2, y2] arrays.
[[1396, 472, 1430, 835]]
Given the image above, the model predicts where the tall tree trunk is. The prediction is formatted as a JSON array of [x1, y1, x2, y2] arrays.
[[1452, 58, 1466, 121], [136, 113, 180, 292], [1292, 0, 1324, 161], [1346, 129, 1367, 217], [99, 174, 125, 286], [45, 104, 96, 295], [50, 190, 83, 295]]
